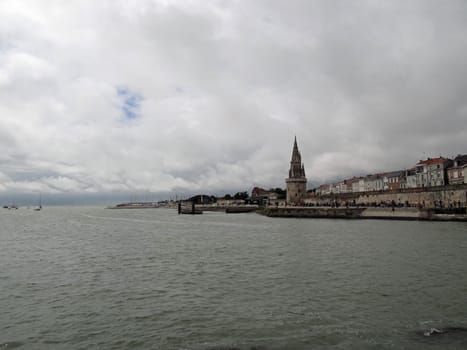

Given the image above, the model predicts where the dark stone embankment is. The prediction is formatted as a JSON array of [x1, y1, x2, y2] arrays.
[[258, 207, 467, 222], [259, 207, 364, 219], [107, 203, 160, 209]]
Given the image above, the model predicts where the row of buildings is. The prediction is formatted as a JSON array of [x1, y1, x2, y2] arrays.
[[252, 139, 467, 205], [315, 154, 467, 196]]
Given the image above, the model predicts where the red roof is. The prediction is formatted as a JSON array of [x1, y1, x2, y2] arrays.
[[416, 157, 449, 165], [252, 187, 269, 196]]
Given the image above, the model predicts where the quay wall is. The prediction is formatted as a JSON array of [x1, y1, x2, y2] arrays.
[[260, 207, 364, 219], [308, 184, 467, 207], [257, 207, 365, 219], [259, 207, 467, 221]]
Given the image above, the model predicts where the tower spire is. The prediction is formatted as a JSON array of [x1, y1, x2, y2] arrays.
[[286, 136, 307, 204], [291, 136, 301, 163], [289, 137, 305, 177]]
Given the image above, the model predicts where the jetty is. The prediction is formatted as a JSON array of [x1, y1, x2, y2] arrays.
[[225, 206, 258, 213], [107, 202, 161, 209], [178, 201, 202, 215]]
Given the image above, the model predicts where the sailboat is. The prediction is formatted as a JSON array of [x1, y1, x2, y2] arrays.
[[34, 193, 42, 211]]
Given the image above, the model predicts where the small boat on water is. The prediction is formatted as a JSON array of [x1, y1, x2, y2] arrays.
[[34, 193, 42, 211]]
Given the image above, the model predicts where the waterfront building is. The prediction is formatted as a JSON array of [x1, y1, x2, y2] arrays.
[[216, 198, 246, 206], [343, 179, 353, 193], [365, 174, 384, 192], [286, 137, 307, 204], [405, 168, 418, 189], [356, 177, 365, 193], [251, 187, 279, 205], [383, 170, 406, 190], [346, 177, 361, 193], [316, 183, 331, 196], [447, 154, 467, 185], [332, 180, 347, 194], [414, 157, 452, 188], [309, 153, 467, 200], [251, 187, 269, 200]]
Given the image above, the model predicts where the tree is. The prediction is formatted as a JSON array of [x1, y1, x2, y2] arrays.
[[223, 194, 232, 200], [233, 191, 249, 200], [273, 188, 286, 199]]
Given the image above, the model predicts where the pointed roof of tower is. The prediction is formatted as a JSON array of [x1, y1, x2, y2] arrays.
[[288, 136, 306, 179], [291, 136, 301, 163]]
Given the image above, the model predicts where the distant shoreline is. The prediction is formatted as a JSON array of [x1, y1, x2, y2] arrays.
[[106, 203, 162, 209], [105, 202, 467, 222]]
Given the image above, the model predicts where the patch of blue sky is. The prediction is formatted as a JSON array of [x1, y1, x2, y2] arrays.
[[116, 86, 143, 120]]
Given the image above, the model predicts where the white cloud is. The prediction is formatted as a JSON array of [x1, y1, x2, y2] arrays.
[[1, 0, 467, 200]]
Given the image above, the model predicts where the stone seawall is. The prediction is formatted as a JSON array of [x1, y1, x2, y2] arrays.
[[260, 207, 364, 219], [308, 184, 467, 208], [360, 207, 425, 220], [259, 207, 467, 221]]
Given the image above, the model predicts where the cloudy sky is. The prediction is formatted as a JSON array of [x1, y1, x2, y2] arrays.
[[1, 0, 467, 203]]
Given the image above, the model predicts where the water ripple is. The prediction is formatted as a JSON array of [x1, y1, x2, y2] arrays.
[[1, 207, 467, 349]]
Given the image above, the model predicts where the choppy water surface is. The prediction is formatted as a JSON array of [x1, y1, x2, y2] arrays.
[[1, 207, 467, 349]]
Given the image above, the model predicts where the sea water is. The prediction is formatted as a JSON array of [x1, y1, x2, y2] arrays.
[[1, 206, 467, 349]]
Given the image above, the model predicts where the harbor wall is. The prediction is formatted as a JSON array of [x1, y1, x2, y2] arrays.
[[259, 206, 467, 221], [307, 184, 467, 208], [260, 207, 364, 218]]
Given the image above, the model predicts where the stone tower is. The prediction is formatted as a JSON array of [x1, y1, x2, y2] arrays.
[[286, 137, 307, 204]]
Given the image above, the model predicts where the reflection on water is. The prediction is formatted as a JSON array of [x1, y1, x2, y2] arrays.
[[1, 207, 466, 349]]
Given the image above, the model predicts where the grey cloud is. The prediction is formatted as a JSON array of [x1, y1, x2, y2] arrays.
[[1, 0, 467, 201]]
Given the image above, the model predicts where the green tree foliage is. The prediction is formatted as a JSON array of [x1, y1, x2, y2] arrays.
[[233, 191, 249, 200], [270, 188, 286, 199]]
